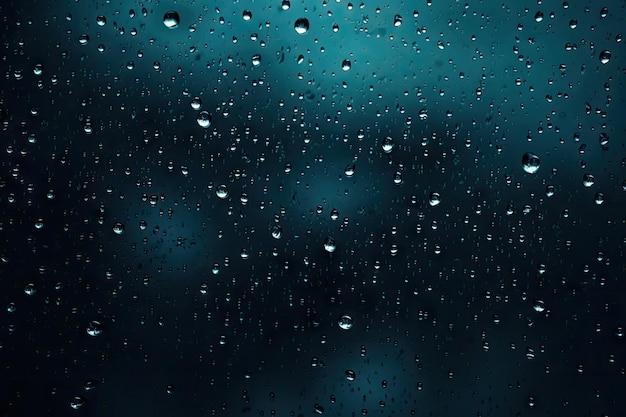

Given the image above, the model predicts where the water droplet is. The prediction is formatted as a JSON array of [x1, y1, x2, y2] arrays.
[[70, 396, 86, 410], [428, 192, 441, 207], [251, 54, 262, 66], [271, 224, 283, 239], [594, 192, 604, 205], [242, 10, 252, 21], [113, 222, 125, 235], [96, 15, 107, 26], [197, 110, 212, 128], [582, 173, 595, 187], [33, 63, 43, 76], [344, 163, 355, 177], [533, 299, 546, 312], [163, 11, 180, 29], [338, 314, 354, 330], [599, 50, 611, 64], [345, 369, 356, 380], [522, 152, 540, 174], [216, 185, 229, 199], [84, 380, 99, 391], [534, 11, 544, 22], [600, 7, 608, 18], [24, 283, 37, 296], [86, 320, 103, 337], [393, 14, 402, 26], [191, 97, 202, 110], [341, 59, 351, 71], [282, 0, 291, 10], [382, 136, 394, 153], [294, 18, 309, 34], [323, 236, 336, 253]]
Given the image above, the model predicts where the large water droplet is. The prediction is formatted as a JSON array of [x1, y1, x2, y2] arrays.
[[428, 192, 441, 207], [294, 18, 309, 34], [382, 136, 394, 153], [216, 185, 229, 199], [268, 223, 282, 239], [197, 110, 212, 128], [113, 222, 125, 235], [582, 173, 595, 187], [338, 314, 354, 330], [323, 236, 336, 253], [86, 320, 103, 337], [599, 50, 611, 64], [163, 11, 180, 29], [522, 152, 540, 174]]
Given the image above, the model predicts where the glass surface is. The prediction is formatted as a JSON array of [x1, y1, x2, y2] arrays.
[[0, 1, 624, 415]]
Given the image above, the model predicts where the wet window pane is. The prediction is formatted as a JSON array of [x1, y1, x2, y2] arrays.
[[0, 1, 624, 415]]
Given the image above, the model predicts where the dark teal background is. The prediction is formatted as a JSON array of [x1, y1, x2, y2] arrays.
[[0, 1, 624, 416]]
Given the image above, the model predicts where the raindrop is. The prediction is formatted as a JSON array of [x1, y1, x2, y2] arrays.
[[600, 7, 608, 18], [216, 185, 229, 199], [382, 136, 394, 153], [344, 163, 355, 177], [341, 59, 351, 71], [113, 222, 125, 235], [323, 236, 336, 253], [70, 396, 86, 410], [522, 152, 540, 174], [599, 50, 611, 64], [428, 192, 441, 207], [163, 11, 180, 29], [594, 192, 604, 205], [599, 132, 609, 147], [582, 173, 595, 187], [533, 299, 546, 312], [191, 97, 202, 110], [84, 380, 99, 391], [197, 110, 212, 128], [86, 320, 103, 337], [294, 18, 309, 34], [338, 314, 354, 330], [271, 225, 283, 239], [24, 283, 37, 296]]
